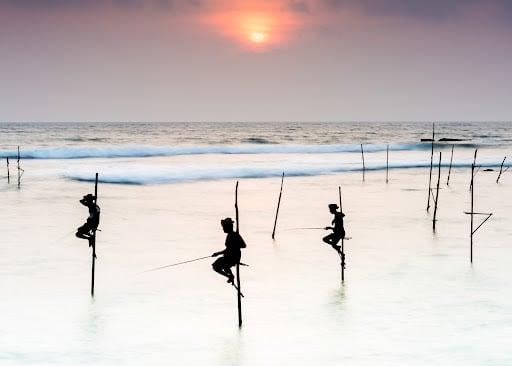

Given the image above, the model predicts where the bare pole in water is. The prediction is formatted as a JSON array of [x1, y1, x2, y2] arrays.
[[91, 173, 98, 297], [271, 173, 285, 239], [6, 157, 9, 184], [465, 149, 493, 263], [496, 156, 507, 183], [339, 187, 345, 282], [234, 181, 242, 327], [432, 152, 442, 231], [360, 144, 365, 182], [447, 145, 454, 186], [17, 146, 21, 188], [470, 154, 474, 263], [427, 123, 435, 211], [386, 144, 389, 183]]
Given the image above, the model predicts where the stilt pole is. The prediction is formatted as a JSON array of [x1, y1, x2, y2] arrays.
[[6, 157, 9, 184], [360, 144, 365, 182], [17, 146, 21, 188], [432, 152, 442, 231], [427, 123, 435, 211], [447, 145, 454, 186], [470, 153, 475, 263], [386, 144, 389, 183], [271, 173, 285, 239], [496, 157, 507, 183], [465, 149, 493, 263], [91, 173, 98, 297], [234, 181, 242, 327], [338, 187, 345, 282]]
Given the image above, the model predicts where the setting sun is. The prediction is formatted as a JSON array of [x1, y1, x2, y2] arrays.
[[249, 31, 266, 43], [204, 5, 301, 51]]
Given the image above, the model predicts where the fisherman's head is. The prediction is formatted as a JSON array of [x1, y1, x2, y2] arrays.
[[221, 217, 234, 233], [328, 204, 339, 214], [82, 194, 95, 203]]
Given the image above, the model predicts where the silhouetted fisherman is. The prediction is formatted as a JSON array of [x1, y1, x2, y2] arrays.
[[76, 193, 100, 247], [323, 203, 345, 252], [212, 218, 246, 284]]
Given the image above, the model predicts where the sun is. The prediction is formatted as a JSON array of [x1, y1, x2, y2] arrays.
[[249, 31, 266, 44]]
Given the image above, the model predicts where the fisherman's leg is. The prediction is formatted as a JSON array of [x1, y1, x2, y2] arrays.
[[76, 224, 91, 240], [225, 265, 235, 284], [212, 258, 230, 279], [323, 233, 336, 245]]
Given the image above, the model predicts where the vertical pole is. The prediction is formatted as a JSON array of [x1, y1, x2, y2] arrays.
[[360, 144, 365, 182], [433, 152, 441, 231], [91, 173, 98, 297], [447, 145, 454, 186], [470, 150, 476, 263], [271, 173, 285, 239], [386, 144, 389, 183], [339, 187, 345, 282], [234, 181, 242, 327], [427, 123, 435, 211], [6, 157, 10, 184], [496, 156, 506, 183], [17, 146, 21, 188]]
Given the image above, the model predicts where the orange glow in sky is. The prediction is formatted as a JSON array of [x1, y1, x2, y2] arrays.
[[205, 5, 302, 51]]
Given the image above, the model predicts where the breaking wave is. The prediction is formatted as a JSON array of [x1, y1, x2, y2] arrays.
[[64, 160, 508, 185], [0, 142, 483, 160]]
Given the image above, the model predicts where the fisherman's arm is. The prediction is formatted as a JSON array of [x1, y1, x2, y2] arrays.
[[212, 249, 226, 257]]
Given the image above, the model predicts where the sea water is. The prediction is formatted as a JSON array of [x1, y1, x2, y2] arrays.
[[0, 122, 511, 365]]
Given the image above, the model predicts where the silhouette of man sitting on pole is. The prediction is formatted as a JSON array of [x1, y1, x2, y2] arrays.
[[323, 203, 345, 252], [76, 193, 100, 247], [212, 218, 246, 284]]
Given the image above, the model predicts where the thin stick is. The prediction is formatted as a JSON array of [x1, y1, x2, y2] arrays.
[[271, 173, 285, 239], [447, 145, 454, 186], [496, 156, 506, 183], [470, 150, 478, 191], [91, 173, 98, 297], [6, 157, 9, 184], [433, 152, 442, 231], [142, 256, 212, 273], [338, 187, 345, 282], [427, 123, 435, 211], [360, 144, 365, 182], [470, 150, 476, 263], [234, 181, 242, 327], [235, 181, 239, 233], [386, 144, 389, 183], [17, 146, 21, 188], [338, 186, 343, 214]]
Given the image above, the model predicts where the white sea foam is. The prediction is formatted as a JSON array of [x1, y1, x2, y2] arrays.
[[0, 142, 482, 160], [63, 160, 506, 185]]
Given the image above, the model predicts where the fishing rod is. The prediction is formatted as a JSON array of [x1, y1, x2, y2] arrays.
[[142, 255, 213, 273]]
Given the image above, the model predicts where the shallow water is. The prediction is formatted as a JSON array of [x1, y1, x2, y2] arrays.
[[1, 122, 512, 365]]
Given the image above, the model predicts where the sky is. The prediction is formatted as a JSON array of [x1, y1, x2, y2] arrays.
[[1, 0, 512, 122]]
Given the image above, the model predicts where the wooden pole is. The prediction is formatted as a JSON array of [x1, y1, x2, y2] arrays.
[[496, 156, 507, 183], [234, 181, 242, 327], [470, 150, 476, 263], [432, 152, 442, 231], [91, 173, 98, 297], [338, 187, 345, 282], [427, 123, 435, 211], [360, 144, 365, 182], [6, 157, 9, 184], [386, 144, 389, 183], [17, 146, 21, 188], [271, 173, 285, 239], [446, 145, 454, 186]]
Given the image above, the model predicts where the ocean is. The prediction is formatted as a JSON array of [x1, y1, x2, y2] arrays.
[[1, 122, 511, 365]]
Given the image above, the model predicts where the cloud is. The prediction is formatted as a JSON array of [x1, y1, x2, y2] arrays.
[[288, 1, 310, 13]]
